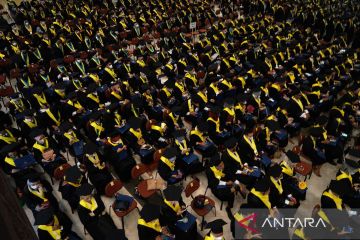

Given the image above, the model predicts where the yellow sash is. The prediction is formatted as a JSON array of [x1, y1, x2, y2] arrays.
[[293, 228, 306, 240], [111, 91, 122, 100], [175, 139, 189, 155], [87, 153, 105, 169], [270, 176, 283, 194], [64, 131, 79, 144], [160, 156, 175, 171], [79, 198, 98, 212], [243, 136, 258, 155], [45, 109, 61, 126], [224, 107, 235, 117], [29, 187, 48, 202], [105, 67, 117, 79], [250, 189, 271, 209], [168, 113, 178, 125], [162, 87, 171, 98], [207, 117, 220, 133], [204, 235, 224, 240], [331, 107, 344, 117], [188, 99, 194, 112], [164, 199, 181, 212], [38, 216, 61, 240], [129, 128, 142, 140], [151, 125, 164, 135], [175, 82, 185, 93], [138, 218, 161, 232], [34, 93, 47, 107], [5, 157, 15, 167], [90, 122, 104, 137], [197, 92, 208, 103], [336, 171, 352, 185], [54, 89, 65, 98], [190, 129, 205, 142], [210, 83, 221, 95], [292, 97, 304, 112], [322, 191, 342, 210], [227, 149, 243, 167], [67, 100, 83, 110], [10, 99, 25, 112], [280, 161, 293, 176], [33, 139, 49, 153], [210, 166, 225, 180], [0, 130, 16, 144], [87, 93, 100, 104]]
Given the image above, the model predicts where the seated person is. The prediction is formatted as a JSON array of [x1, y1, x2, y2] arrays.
[[158, 147, 184, 184], [204, 219, 227, 240]]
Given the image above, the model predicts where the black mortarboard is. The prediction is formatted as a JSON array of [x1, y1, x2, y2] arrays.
[[268, 164, 282, 178], [210, 153, 221, 166], [163, 147, 178, 159], [172, 129, 186, 139], [328, 180, 349, 196], [210, 105, 221, 114], [84, 142, 98, 154], [86, 83, 98, 93], [253, 178, 271, 192], [0, 143, 20, 155], [64, 166, 82, 184], [34, 207, 54, 225], [89, 110, 103, 121], [139, 204, 161, 222], [285, 150, 300, 163], [205, 219, 227, 234], [171, 105, 182, 115], [128, 117, 142, 129], [67, 91, 78, 100], [163, 185, 183, 201], [76, 183, 94, 197], [196, 121, 208, 132], [309, 127, 324, 138], [54, 81, 66, 90], [224, 98, 235, 106], [266, 120, 280, 131], [59, 121, 73, 133], [32, 86, 44, 95], [224, 137, 237, 149], [29, 128, 45, 139], [316, 115, 328, 126], [22, 109, 35, 117]]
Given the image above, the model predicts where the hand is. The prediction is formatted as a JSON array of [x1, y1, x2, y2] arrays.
[[227, 180, 233, 185]]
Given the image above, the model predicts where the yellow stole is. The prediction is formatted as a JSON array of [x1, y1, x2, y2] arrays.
[[10, 99, 25, 112], [224, 107, 235, 117], [164, 199, 181, 212], [0, 130, 16, 144], [292, 97, 304, 112], [197, 92, 208, 103], [210, 166, 225, 180], [270, 176, 283, 194], [168, 113, 178, 125], [207, 117, 220, 133], [209, 83, 221, 95], [33, 139, 49, 153], [138, 219, 161, 232], [67, 100, 83, 110], [111, 91, 122, 100], [38, 216, 61, 240], [227, 149, 243, 167], [187, 99, 194, 112], [280, 161, 293, 176], [34, 93, 47, 107], [87, 153, 105, 169], [64, 131, 79, 144], [175, 139, 189, 155], [243, 136, 258, 155], [105, 67, 117, 79], [336, 171, 352, 185], [79, 198, 98, 212], [151, 125, 164, 135], [160, 156, 175, 171], [90, 122, 104, 137], [54, 89, 65, 98], [250, 189, 271, 209], [129, 128, 142, 140], [322, 191, 342, 210], [190, 129, 205, 142], [29, 187, 48, 202], [45, 109, 61, 126], [5, 157, 15, 167], [175, 82, 185, 93], [87, 93, 100, 104]]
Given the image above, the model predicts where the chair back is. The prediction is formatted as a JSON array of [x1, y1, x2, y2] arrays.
[[184, 178, 200, 198], [131, 164, 148, 179], [53, 163, 71, 180], [105, 179, 123, 197]]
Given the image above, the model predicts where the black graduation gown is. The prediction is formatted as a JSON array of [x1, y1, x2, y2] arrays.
[[84, 157, 113, 195], [158, 159, 183, 184], [58, 181, 80, 211], [302, 136, 326, 165], [77, 194, 107, 240], [205, 167, 234, 207], [23, 180, 59, 214], [137, 222, 161, 240], [238, 136, 259, 167], [37, 210, 76, 240]]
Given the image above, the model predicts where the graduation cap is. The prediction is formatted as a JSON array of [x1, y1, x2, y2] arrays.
[[59, 121, 73, 133], [54, 81, 67, 90], [170, 105, 182, 116], [196, 121, 208, 132], [163, 147, 178, 159], [84, 142, 98, 155], [210, 105, 221, 114], [76, 183, 94, 197], [309, 127, 324, 138], [139, 204, 161, 222], [29, 128, 45, 139], [205, 219, 227, 234], [253, 178, 271, 192], [268, 164, 282, 178], [285, 150, 300, 163], [34, 207, 55, 225], [0, 142, 20, 155], [86, 83, 98, 93], [224, 98, 235, 107], [163, 185, 183, 201], [67, 91, 78, 100], [89, 110, 103, 121], [224, 137, 237, 149], [210, 153, 221, 166], [266, 120, 280, 131], [328, 180, 350, 197], [316, 115, 328, 126], [32, 86, 44, 95], [128, 117, 142, 129], [172, 129, 186, 139], [22, 109, 35, 117], [64, 166, 82, 184]]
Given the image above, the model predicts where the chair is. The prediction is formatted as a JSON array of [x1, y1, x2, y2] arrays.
[[10, 68, 20, 79], [131, 164, 157, 199], [131, 164, 148, 180], [111, 199, 139, 235], [53, 163, 71, 180], [105, 179, 123, 197], [63, 55, 75, 64], [184, 178, 216, 230]]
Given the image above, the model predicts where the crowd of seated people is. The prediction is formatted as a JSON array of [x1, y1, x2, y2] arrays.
[[0, 0, 360, 239]]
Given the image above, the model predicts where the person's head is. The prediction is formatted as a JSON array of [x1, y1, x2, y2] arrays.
[[27, 177, 42, 190]]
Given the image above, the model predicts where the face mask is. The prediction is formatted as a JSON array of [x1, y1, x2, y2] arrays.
[[29, 183, 39, 190], [38, 139, 45, 144]]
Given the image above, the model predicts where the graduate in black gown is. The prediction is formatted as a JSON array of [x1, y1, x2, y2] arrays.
[[34, 207, 81, 240], [203, 219, 227, 240], [158, 147, 184, 184]]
